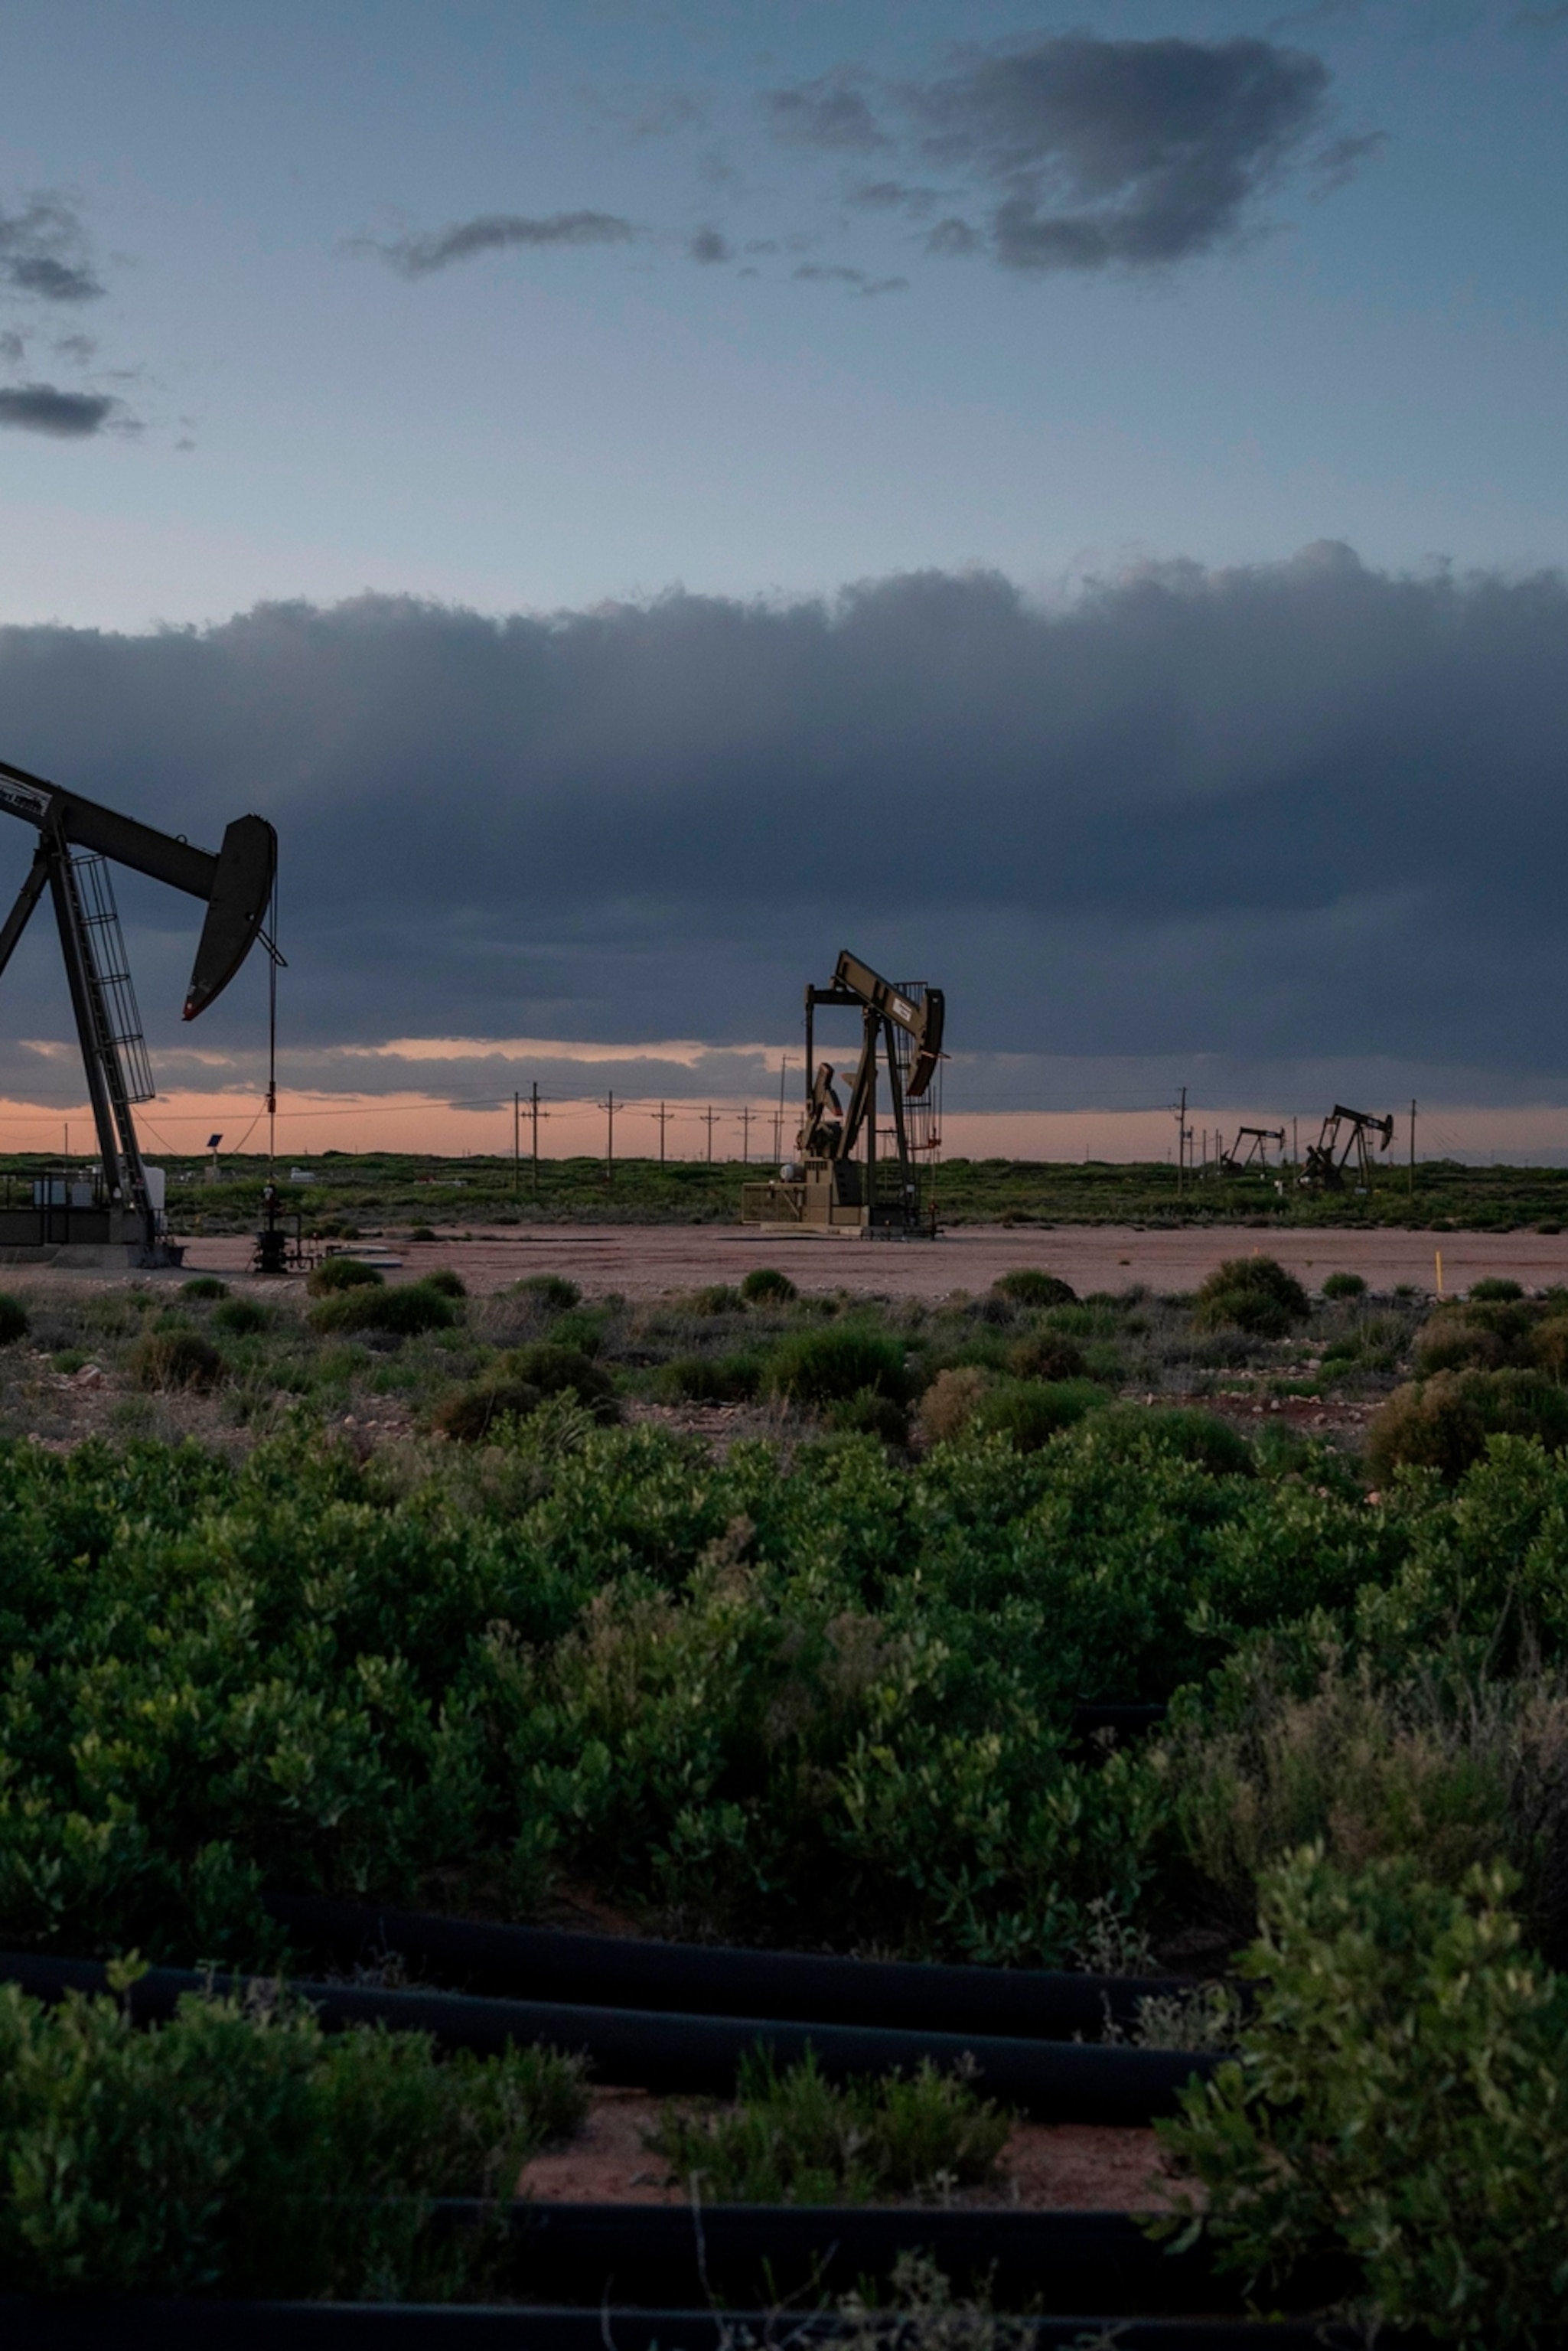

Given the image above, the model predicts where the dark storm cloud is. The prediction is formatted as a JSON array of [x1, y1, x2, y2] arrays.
[[908, 34, 1332, 270], [764, 34, 1361, 276], [688, 226, 732, 264], [362, 210, 637, 276], [0, 196, 104, 305], [2, 549, 1567, 1101], [0, 383, 117, 436]]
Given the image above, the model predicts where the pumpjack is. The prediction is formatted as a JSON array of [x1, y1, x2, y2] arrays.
[[1218, 1124, 1286, 1176], [1301, 1104, 1394, 1194], [0, 755, 276, 1266], [742, 951, 944, 1236]]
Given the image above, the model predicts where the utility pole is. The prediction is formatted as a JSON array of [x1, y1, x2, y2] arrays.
[[1175, 1086, 1187, 1198], [530, 1081, 543, 1198], [773, 1055, 789, 1166], [650, 1100, 673, 1165], [1410, 1098, 1417, 1200], [738, 1105, 755, 1162], [513, 1091, 520, 1198], [702, 1104, 719, 1164], [1292, 1115, 1299, 1169], [599, 1091, 618, 1183]]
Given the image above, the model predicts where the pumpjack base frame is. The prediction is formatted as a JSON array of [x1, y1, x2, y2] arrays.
[[0, 1205, 182, 1270], [741, 1172, 937, 1238], [0, 1244, 184, 1270]]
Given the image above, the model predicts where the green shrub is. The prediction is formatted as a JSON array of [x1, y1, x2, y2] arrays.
[[0, 1408, 1380, 1966], [547, 1308, 606, 1355], [1084, 1404, 1255, 1480], [912, 1364, 988, 1446], [1194, 1257, 1310, 1339], [181, 1277, 230, 1302], [764, 1324, 908, 1406], [1414, 1309, 1512, 1376], [828, 1388, 911, 1447], [422, 1267, 468, 1299], [970, 1378, 1106, 1452], [307, 1256, 384, 1298], [651, 1354, 761, 1404], [0, 1293, 28, 1346], [687, 1283, 746, 1317], [0, 1979, 583, 2298], [1158, 1850, 1568, 2346], [501, 1341, 618, 1419], [1470, 1277, 1526, 1303], [1006, 1331, 1088, 1382], [126, 1330, 226, 1393], [651, 2049, 1009, 2205], [430, 1378, 545, 1442], [212, 1298, 270, 1337], [1320, 1314, 1407, 1378], [1321, 1272, 1366, 1300], [993, 1269, 1076, 1308], [514, 1273, 581, 1312], [308, 1282, 458, 1339], [409, 1224, 438, 1244], [1366, 1369, 1568, 1485], [742, 1267, 798, 1305], [1534, 1315, 1568, 1381]]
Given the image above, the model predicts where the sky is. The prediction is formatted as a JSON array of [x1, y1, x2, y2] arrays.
[[0, 0, 1565, 1162]]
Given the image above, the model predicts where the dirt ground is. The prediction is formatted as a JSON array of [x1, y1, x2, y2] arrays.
[[517, 2086, 1178, 2212], [144, 1220, 1568, 1299]]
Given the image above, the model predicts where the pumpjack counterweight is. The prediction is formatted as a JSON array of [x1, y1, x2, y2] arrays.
[[742, 950, 945, 1237], [0, 755, 276, 1267]]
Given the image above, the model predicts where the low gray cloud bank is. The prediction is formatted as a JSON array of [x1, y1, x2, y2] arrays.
[[0, 546, 1565, 1109]]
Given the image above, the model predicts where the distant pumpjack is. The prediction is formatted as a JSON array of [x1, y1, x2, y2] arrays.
[[1301, 1104, 1394, 1193], [0, 755, 276, 1266], [1218, 1124, 1286, 1176], [742, 950, 944, 1237]]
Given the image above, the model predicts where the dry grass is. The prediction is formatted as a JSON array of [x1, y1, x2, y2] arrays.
[[1159, 1642, 1568, 1951]]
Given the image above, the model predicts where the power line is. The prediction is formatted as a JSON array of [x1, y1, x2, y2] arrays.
[[597, 1090, 618, 1184], [650, 1100, 674, 1165]]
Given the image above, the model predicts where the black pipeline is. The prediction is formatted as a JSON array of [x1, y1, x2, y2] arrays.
[[0, 2305, 1372, 2350], [487, 2201, 1354, 2317], [0, 1950, 1214, 2125], [266, 1891, 1193, 2041]]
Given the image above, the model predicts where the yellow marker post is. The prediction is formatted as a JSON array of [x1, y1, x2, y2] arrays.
[[1436, 1249, 1444, 1299]]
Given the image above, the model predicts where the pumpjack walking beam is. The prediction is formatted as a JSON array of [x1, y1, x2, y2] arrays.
[[0, 755, 275, 1252]]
